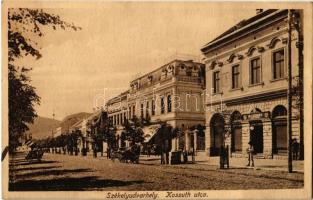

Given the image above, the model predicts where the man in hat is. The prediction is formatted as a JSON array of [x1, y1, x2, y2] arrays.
[[246, 141, 254, 167]]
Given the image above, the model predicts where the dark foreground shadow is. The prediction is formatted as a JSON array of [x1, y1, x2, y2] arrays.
[[9, 176, 146, 191], [14, 160, 59, 166], [11, 166, 61, 172], [14, 168, 94, 179]]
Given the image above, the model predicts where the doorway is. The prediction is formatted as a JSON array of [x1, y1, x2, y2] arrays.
[[250, 121, 263, 154]]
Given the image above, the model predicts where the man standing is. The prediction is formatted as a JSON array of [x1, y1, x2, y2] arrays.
[[246, 141, 254, 167]]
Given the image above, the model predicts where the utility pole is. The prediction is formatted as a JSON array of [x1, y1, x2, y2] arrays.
[[287, 9, 293, 173], [52, 110, 55, 138]]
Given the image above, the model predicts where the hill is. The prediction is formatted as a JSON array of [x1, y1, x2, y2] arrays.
[[27, 112, 92, 139], [59, 112, 92, 133], [26, 116, 61, 139]]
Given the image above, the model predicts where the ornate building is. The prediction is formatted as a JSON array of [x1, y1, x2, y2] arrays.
[[201, 9, 303, 159], [106, 58, 206, 153]]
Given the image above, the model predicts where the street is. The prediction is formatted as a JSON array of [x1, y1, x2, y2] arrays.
[[9, 151, 304, 191]]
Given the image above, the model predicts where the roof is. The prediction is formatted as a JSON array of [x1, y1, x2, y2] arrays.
[[201, 9, 287, 53], [70, 119, 83, 129], [106, 90, 129, 105], [131, 58, 203, 84]]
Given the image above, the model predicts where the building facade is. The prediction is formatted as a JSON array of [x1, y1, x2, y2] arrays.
[[201, 9, 303, 158], [106, 58, 206, 152]]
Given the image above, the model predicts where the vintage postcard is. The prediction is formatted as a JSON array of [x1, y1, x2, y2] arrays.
[[1, 1, 312, 199]]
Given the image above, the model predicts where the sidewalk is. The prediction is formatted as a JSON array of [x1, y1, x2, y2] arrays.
[[139, 154, 304, 173], [194, 154, 304, 173]]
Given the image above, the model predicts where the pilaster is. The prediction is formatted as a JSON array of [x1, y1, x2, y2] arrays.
[[263, 121, 273, 158]]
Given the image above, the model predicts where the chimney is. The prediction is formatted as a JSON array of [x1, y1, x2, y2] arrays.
[[256, 9, 263, 14]]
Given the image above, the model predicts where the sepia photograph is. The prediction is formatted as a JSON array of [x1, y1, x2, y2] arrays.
[[2, 1, 312, 199]]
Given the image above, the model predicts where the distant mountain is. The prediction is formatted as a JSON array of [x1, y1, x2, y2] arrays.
[[59, 112, 92, 133], [26, 112, 92, 139], [26, 116, 61, 139]]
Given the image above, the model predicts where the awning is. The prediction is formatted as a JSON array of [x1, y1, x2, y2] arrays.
[[25, 140, 34, 147], [142, 124, 161, 143]]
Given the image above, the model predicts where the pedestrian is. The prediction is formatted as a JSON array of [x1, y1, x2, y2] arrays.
[[147, 145, 151, 157], [183, 147, 188, 163], [292, 139, 299, 160], [93, 144, 97, 158], [219, 145, 228, 169], [246, 141, 254, 167]]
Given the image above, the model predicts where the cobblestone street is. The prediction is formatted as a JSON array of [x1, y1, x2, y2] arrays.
[[9, 151, 304, 191]]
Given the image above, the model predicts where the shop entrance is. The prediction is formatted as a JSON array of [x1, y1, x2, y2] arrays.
[[250, 121, 263, 154], [210, 114, 225, 156]]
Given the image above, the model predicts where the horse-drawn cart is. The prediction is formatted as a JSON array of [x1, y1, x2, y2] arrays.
[[25, 149, 44, 162], [111, 146, 140, 164]]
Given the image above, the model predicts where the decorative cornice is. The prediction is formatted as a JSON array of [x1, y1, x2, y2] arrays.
[[237, 54, 244, 60], [257, 46, 265, 53], [209, 60, 217, 70], [227, 53, 236, 63], [245, 46, 257, 56], [267, 37, 281, 48], [207, 89, 287, 106]]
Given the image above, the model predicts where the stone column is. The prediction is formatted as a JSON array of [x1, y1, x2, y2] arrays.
[[205, 126, 211, 156], [194, 130, 197, 152], [171, 138, 176, 151], [241, 123, 250, 157], [118, 137, 122, 148], [263, 121, 273, 159], [185, 131, 190, 152]]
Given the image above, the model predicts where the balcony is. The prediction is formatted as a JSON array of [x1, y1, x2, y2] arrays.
[[176, 75, 203, 84]]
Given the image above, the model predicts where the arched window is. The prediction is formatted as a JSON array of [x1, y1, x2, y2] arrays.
[[167, 95, 172, 113], [272, 105, 287, 118], [272, 105, 287, 154]]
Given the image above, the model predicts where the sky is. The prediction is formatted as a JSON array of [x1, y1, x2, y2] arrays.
[[14, 3, 256, 120]]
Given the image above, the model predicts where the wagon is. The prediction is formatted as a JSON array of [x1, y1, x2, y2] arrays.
[[111, 146, 140, 164], [25, 149, 44, 162]]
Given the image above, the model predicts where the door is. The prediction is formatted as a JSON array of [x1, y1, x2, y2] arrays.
[[273, 122, 287, 154], [250, 123, 263, 154]]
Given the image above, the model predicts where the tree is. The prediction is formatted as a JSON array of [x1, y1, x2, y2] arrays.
[[8, 8, 80, 152], [123, 116, 144, 145]]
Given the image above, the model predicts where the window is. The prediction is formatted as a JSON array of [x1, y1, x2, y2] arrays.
[[140, 103, 144, 118], [161, 97, 165, 114], [167, 95, 172, 112], [151, 99, 155, 116], [213, 71, 220, 93], [232, 64, 240, 89], [273, 49, 285, 79], [250, 57, 261, 84], [132, 106, 135, 118], [146, 101, 149, 118]]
